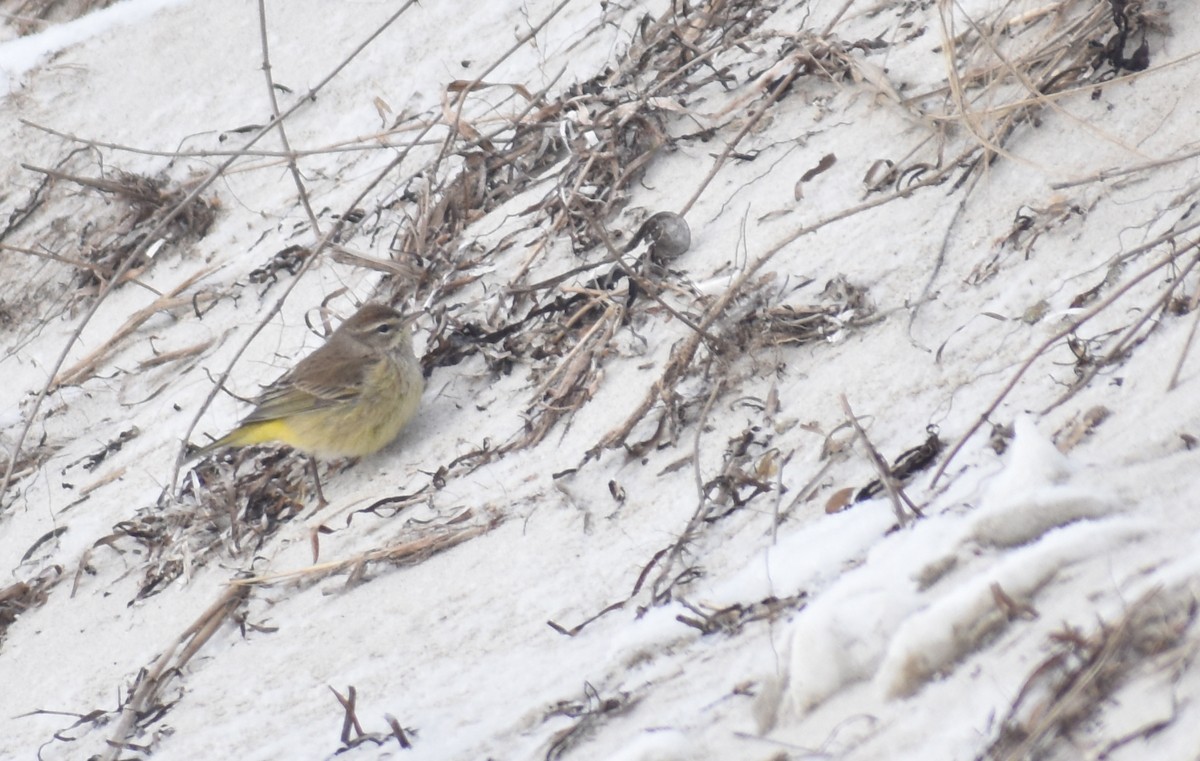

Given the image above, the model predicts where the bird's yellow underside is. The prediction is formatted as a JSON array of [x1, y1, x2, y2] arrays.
[[204, 357, 422, 459]]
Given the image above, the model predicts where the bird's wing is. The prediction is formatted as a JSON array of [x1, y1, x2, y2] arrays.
[[241, 339, 372, 423]]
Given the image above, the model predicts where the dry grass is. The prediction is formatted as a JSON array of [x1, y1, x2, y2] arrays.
[[984, 587, 1197, 761]]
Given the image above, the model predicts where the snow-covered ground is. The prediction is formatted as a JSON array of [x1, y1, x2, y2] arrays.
[[3, 0, 1200, 759]]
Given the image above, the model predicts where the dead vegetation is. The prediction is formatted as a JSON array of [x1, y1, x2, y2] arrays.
[[4, 0, 916, 515], [57, 492, 496, 759], [984, 587, 1197, 761], [370, 1, 908, 463], [104, 449, 315, 600], [730, 274, 877, 350], [2, 159, 215, 304], [542, 683, 641, 761], [20, 163, 215, 287], [3, 0, 1200, 757], [909, 0, 1170, 191], [0, 564, 61, 647], [327, 685, 415, 753]]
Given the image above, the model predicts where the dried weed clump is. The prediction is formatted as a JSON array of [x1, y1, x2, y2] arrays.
[[915, 0, 1171, 188], [984, 587, 1197, 761], [0, 159, 217, 336], [730, 274, 877, 350], [0, 566, 61, 647], [21, 164, 216, 290], [108, 450, 311, 600]]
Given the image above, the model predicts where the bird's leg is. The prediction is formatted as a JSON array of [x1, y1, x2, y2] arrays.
[[308, 456, 329, 508]]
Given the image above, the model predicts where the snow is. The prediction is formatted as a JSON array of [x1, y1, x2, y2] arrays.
[[0, 0, 187, 94], [3, 0, 1200, 760]]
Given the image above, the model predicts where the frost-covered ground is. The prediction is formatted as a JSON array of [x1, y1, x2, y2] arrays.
[[3, 0, 1200, 759]]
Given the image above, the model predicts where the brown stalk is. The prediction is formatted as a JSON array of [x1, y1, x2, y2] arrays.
[[839, 395, 919, 526], [257, 0, 320, 233], [231, 514, 500, 588], [100, 586, 248, 761], [53, 270, 216, 387]]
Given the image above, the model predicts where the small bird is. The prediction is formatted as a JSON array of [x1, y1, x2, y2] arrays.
[[192, 303, 424, 461]]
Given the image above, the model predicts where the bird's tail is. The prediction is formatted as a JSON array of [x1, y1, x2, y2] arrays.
[[186, 420, 288, 462]]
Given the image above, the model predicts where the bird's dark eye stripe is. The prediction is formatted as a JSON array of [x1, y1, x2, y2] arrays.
[[375, 322, 393, 333]]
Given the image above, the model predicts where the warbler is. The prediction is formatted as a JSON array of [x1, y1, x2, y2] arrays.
[[193, 303, 424, 460]]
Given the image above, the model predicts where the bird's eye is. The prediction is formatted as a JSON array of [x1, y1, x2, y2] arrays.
[[375, 323, 392, 334]]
